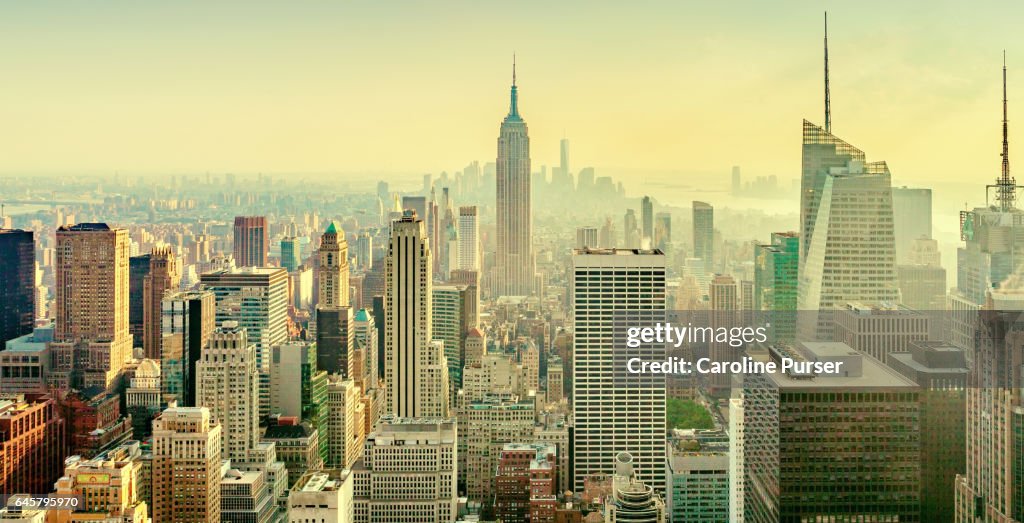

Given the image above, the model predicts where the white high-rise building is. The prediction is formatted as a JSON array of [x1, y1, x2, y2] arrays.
[[458, 206, 480, 271], [572, 248, 667, 494], [729, 396, 745, 523], [326, 374, 364, 470], [385, 210, 450, 418], [152, 406, 222, 523], [352, 416, 457, 523], [797, 122, 898, 339], [196, 322, 259, 463], [318, 222, 350, 308]]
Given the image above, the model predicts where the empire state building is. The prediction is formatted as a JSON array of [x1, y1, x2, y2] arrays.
[[494, 60, 536, 297]]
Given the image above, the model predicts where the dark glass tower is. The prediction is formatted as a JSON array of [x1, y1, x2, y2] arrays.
[[0, 229, 34, 344]]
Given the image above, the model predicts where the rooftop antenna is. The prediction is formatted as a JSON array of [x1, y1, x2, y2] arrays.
[[988, 51, 1020, 210], [513, 53, 517, 87], [824, 11, 831, 134]]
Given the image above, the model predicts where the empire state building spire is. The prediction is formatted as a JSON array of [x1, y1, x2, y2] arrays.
[[508, 55, 521, 120]]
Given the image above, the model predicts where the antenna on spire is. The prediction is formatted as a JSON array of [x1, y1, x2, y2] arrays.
[[824, 11, 831, 134], [513, 54, 517, 87], [988, 51, 1019, 210]]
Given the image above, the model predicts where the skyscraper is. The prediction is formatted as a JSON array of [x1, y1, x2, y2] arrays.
[[144, 246, 180, 360], [624, 209, 640, 249], [458, 206, 480, 271], [654, 212, 671, 252], [892, 186, 933, 264], [354, 231, 372, 271], [754, 232, 799, 342], [432, 284, 472, 392], [129, 253, 151, 349], [641, 195, 654, 246], [494, 60, 535, 297], [160, 289, 216, 406], [326, 374, 364, 470], [280, 236, 301, 272], [0, 229, 34, 344], [152, 406, 222, 523], [200, 267, 289, 418], [572, 248, 667, 494], [576, 226, 598, 249], [797, 121, 899, 338], [692, 201, 714, 268], [318, 222, 350, 308], [384, 210, 450, 418], [52, 223, 133, 390], [196, 323, 260, 462], [233, 216, 268, 268]]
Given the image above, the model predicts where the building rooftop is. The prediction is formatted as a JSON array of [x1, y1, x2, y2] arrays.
[[756, 342, 918, 389], [573, 248, 664, 256], [295, 469, 350, 492]]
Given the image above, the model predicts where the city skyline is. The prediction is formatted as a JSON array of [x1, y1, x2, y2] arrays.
[[1, 2, 1021, 188]]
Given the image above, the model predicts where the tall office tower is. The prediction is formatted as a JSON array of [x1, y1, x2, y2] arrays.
[[201, 267, 288, 418], [892, 186, 933, 264], [143, 246, 180, 360], [463, 395, 536, 501], [152, 406, 222, 523], [668, 442, 730, 523], [641, 195, 654, 245], [160, 290, 216, 406], [458, 206, 480, 271], [353, 309, 378, 391], [494, 61, 536, 297], [318, 222, 350, 308], [52, 441, 149, 522], [624, 209, 640, 248], [280, 236, 300, 272], [433, 284, 472, 392], [728, 396, 745, 523], [887, 341, 967, 523], [732, 165, 742, 194], [233, 216, 268, 268], [797, 122, 898, 339], [692, 201, 714, 268], [898, 237, 947, 312], [955, 306, 1024, 522], [0, 229, 34, 344], [576, 226, 599, 249], [270, 341, 329, 464], [129, 253, 151, 348], [572, 248, 667, 494], [605, 452, 667, 522], [754, 232, 800, 342], [385, 211, 450, 418], [352, 416, 458, 523], [709, 274, 737, 310], [560, 138, 570, 181], [709, 274, 739, 393], [288, 469, 354, 523], [355, 231, 372, 270], [317, 306, 354, 377], [744, 342, 920, 522], [196, 323, 259, 462], [326, 375, 364, 470], [52, 223, 132, 390], [493, 443, 558, 523], [0, 394, 65, 496], [599, 216, 616, 248], [654, 212, 671, 252]]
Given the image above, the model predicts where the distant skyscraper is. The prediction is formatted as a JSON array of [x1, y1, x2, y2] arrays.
[[560, 137, 570, 178], [280, 236, 300, 272], [731, 165, 741, 194], [898, 237, 946, 312], [624, 209, 640, 248], [144, 246, 180, 360], [318, 222, 350, 308], [432, 284, 472, 392], [458, 206, 480, 271], [797, 123, 898, 339], [152, 406, 222, 523], [233, 216, 268, 268], [52, 223, 133, 390], [575, 226, 598, 249], [160, 289, 216, 406], [402, 196, 427, 221], [385, 211, 449, 418], [0, 229, 34, 344], [494, 60, 536, 297], [129, 253, 151, 348], [754, 232, 799, 342], [196, 323, 260, 463], [641, 196, 654, 246], [692, 201, 714, 267], [654, 212, 671, 252], [355, 231, 372, 271], [892, 186, 933, 264], [200, 267, 289, 418], [572, 248, 667, 494], [326, 374, 364, 470]]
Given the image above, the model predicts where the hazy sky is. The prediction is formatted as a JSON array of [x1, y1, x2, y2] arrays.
[[2, 1, 1021, 186]]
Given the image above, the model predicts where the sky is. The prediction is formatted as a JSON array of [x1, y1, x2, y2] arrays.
[[1, 1, 1021, 188]]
